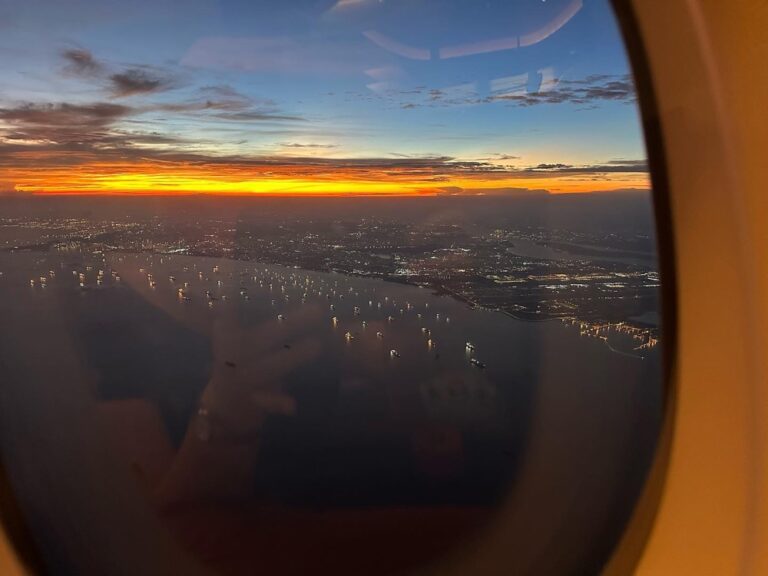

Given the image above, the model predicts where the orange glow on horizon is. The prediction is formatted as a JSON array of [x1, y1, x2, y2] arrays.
[[3, 158, 650, 197]]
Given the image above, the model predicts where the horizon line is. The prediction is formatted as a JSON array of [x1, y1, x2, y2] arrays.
[[1, 188, 651, 199]]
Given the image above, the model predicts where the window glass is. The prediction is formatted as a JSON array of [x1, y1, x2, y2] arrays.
[[0, 1, 662, 574]]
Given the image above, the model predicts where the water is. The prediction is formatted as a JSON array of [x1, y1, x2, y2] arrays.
[[0, 249, 663, 573], [506, 236, 657, 266]]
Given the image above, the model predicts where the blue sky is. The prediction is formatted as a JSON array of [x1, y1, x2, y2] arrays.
[[0, 0, 650, 195]]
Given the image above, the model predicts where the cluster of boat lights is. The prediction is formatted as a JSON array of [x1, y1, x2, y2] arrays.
[[28, 265, 120, 289], [175, 261, 489, 366], [23, 255, 657, 358], [27, 257, 490, 369]]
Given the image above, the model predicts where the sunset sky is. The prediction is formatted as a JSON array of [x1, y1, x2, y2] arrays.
[[0, 0, 649, 197]]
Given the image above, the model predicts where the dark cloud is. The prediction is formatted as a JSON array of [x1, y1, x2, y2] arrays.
[[214, 110, 304, 122], [0, 99, 299, 148], [533, 163, 573, 170], [196, 85, 260, 110], [0, 101, 195, 160], [61, 48, 104, 77], [109, 67, 175, 98], [156, 85, 276, 113], [387, 74, 636, 110], [585, 162, 648, 173], [525, 161, 648, 174], [488, 74, 636, 107], [280, 142, 337, 149], [0, 133, 505, 175], [108, 130, 193, 146], [151, 86, 301, 123], [60, 47, 177, 98], [0, 102, 132, 127], [565, 74, 615, 85], [579, 79, 635, 101], [55, 48, 298, 125]]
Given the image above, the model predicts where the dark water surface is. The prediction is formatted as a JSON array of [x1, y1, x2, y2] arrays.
[[0, 249, 663, 574]]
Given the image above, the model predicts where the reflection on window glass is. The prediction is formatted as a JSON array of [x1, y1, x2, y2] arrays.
[[0, 1, 662, 574]]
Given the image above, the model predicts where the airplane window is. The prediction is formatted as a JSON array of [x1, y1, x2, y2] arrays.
[[0, 1, 665, 574]]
